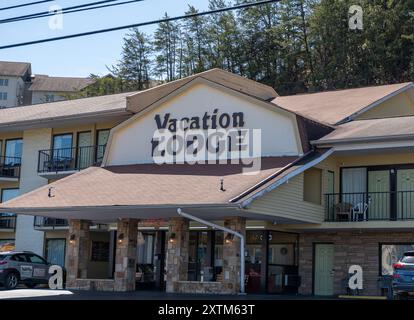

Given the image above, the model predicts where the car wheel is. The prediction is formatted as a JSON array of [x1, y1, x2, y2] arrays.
[[5, 272, 19, 290], [25, 283, 37, 289]]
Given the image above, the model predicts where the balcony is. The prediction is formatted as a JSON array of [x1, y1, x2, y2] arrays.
[[34, 216, 68, 229], [0, 214, 16, 230], [0, 156, 21, 182], [37, 145, 106, 179], [325, 191, 414, 222]]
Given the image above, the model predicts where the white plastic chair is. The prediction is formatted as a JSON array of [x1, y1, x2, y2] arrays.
[[352, 197, 372, 221]]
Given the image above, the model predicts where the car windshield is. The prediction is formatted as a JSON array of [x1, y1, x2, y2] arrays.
[[402, 256, 414, 263]]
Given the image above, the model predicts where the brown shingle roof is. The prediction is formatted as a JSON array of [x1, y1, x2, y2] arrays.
[[29, 75, 95, 92], [0, 61, 31, 77], [0, 91, 136, 128], [314, 116, 414, 144], [126, 68, 279, 114], [0, 157, 298, 210], [273, 82, 413, 125]]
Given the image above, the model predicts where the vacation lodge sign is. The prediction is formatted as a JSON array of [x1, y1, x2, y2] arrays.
[[151, 109, 262, 170]]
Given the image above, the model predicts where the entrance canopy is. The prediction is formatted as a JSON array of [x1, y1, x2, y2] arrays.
[[0, 156, 304, 223]]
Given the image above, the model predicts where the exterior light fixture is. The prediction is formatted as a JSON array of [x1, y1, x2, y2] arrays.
[[225, 233, 234, 244], [118, 233, 124, 244], [169, 233, 176, 243], [69, 234, 75, 244]]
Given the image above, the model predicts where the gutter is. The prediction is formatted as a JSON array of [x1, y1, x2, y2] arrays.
[[177, 208, 246, 295], [239, 148, 335, 208], [311, 133, 414, 146]]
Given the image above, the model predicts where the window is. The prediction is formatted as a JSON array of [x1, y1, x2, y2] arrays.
[[25, 253, 47, 264], [1, 189, 19, 203], [96, 129, 110, 162], [45, 94, 54, 102], [0, 79, 8, 87], [0, 93, 7, 100], [381, 244, 414, 275], [91, 241, 109, 262], [11, 254, 27, 262], [401, 256, 414, 263], [53, 134, 73, 160], [304, 168, 322, 205], [45, 239, 66, 266], [5, 139, 22, 165]]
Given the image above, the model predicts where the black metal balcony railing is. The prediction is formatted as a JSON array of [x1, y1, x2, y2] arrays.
[[37, 145, 106, 174], [0, 156, 21, 179], [0, 214, 17, 230], [34, 216, 68, 229], [325, 191, 414, 222]]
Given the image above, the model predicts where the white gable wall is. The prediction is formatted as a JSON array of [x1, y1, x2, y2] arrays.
[[105, 81, 302, 166]]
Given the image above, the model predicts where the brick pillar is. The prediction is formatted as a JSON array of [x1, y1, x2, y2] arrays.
[[165, 217, 189, 293], [114, 218, 139, 292], [222, 217, 246, 294], [66, 219, 91, 289]]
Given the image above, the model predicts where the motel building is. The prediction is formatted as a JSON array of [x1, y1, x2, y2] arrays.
[[1, 69, 414, 296]]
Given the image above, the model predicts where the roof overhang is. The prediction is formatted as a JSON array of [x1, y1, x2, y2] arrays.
[[0, 203, 305, 224], [0, 109, 132, 132], [336, 82, 414, 124]]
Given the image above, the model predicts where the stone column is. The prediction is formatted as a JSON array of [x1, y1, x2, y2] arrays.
[[114, 218, 139, 292], [165, 217, 189, 293], [222, 217, 246, 294], [66, 219, 91, 289]]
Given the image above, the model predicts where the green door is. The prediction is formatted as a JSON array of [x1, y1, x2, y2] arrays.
[[397, 169, 414, 219], [368, 170, 390, 220], [314, 244, 334, 296]]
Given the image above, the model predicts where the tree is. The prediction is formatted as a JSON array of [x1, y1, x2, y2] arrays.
[[112, 28, 152, 90], [153, 13, 181, 81]]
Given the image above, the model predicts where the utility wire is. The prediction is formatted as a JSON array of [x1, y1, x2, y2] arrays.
[[0, 0, 54, 12], [2, 0, 122, 23], [1, 0, 143, 25], [0, 0, 280, 50]]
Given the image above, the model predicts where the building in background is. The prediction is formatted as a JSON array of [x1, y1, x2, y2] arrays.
[[0, 61, 94, 108], [29, 75, 94, 104], [0, 61, 32, 108]]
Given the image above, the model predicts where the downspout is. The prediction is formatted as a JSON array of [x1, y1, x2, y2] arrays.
[[177, 208, 245, 295]]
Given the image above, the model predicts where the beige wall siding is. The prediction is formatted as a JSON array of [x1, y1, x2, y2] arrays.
[[248, 173, 325, 224], [14, 128, 52, 255], [356, 92, 414, 120]]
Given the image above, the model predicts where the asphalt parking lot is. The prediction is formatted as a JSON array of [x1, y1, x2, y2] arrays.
[[0, 287, 389, 300]]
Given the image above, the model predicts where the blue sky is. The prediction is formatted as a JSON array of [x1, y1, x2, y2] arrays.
[[0, 0, 211, 77]]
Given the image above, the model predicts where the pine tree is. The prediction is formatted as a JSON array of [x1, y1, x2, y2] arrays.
[[113, 28, 152, 90], [153, 13, 181, 81]]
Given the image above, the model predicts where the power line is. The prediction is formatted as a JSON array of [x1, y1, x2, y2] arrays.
[[0, 0, 280, 50], [2, 0, 123, 23], [0, 0, 54, 12], [1, 0, 144, 25]]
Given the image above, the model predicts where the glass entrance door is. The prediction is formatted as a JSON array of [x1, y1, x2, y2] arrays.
[[368, 170, 391, 220], [76, 131, 92, 169]]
